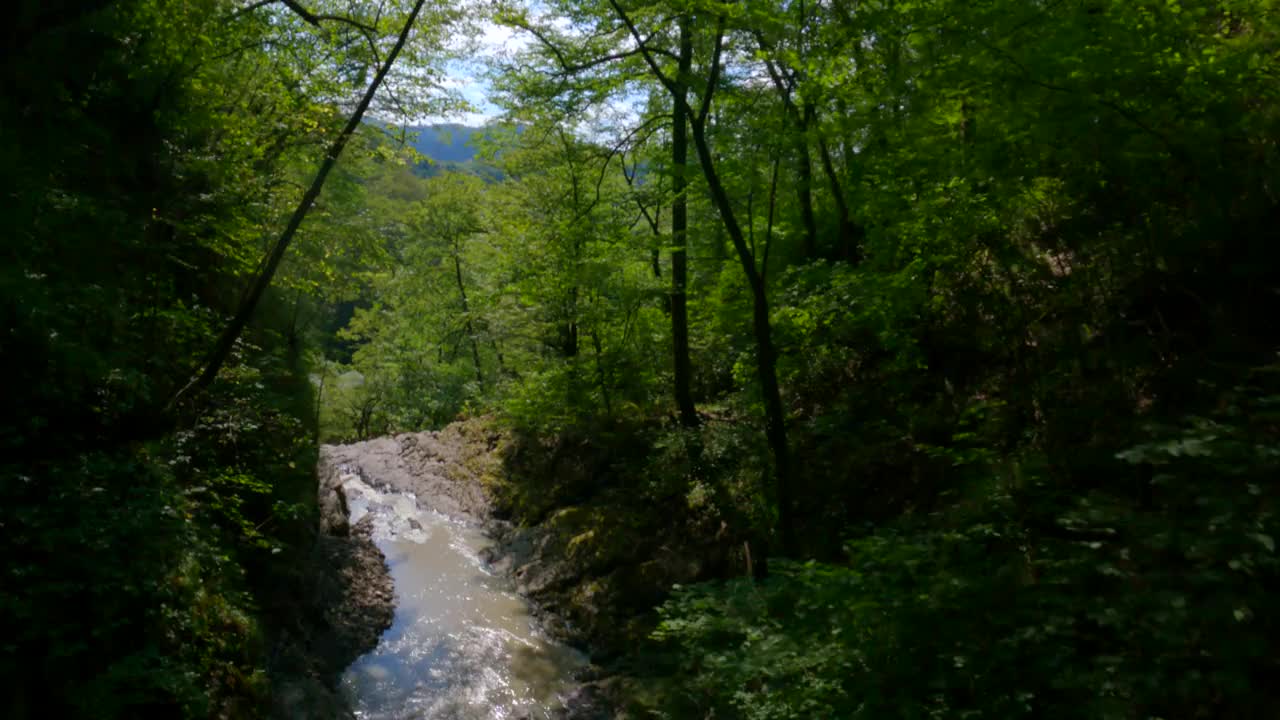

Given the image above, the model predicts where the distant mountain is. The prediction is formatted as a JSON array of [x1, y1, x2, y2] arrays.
[[364, 120, 520, 180], [375, 123, 514, 180], [403, 123, 486, 164]]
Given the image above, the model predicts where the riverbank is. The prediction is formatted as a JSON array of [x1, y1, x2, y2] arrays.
[[267, 506, 395, 719]]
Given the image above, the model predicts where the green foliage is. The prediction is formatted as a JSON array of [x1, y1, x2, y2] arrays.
[[326, 123, 673, 436], [0, 0, 458, 716], [7, 0, 1279, 716], [476, 0, 1280, 717], [656, 385, 1280, 718]]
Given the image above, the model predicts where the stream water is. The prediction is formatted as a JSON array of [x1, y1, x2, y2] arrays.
[[338, 476, 585, 719]]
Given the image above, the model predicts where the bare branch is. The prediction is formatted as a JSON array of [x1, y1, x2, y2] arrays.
[[607, 0, 678, 94], [695, 16, 727, 127], [516, 18, 671, 78], [238, 0, 384, 64], [230, 0, 278, 21], [279, 0, 380, 35]]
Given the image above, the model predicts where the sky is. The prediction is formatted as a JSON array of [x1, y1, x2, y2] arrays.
[[409, 2, 647, 134], [425, 13, 533, 126]]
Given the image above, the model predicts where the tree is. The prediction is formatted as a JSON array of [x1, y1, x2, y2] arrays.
[[605, 0, 796, 552], [670, 16, 699, 428], [170, 0, 431, 410]]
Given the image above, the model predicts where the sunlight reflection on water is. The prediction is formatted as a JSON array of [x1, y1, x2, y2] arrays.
[[340, 478, 584, 720]]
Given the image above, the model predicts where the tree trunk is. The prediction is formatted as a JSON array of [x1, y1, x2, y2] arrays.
[[815, 128, 863, 263], [670, 17, 699, 428], [167, 0, 428, 411], [610, 3, 793, 554], [591, 330, 613, 417], [794, 134, 819, 259], [689, 105, 794, 556], [452, 240, 484, 388], [561, 296, 579, 358], [314, 364, 326, 444]]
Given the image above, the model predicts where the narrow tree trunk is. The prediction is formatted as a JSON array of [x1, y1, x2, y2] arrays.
[[794, 134, 819, 259], [492, 339, 508, 377], [167, 0, 428, 411], [610, 4, 792, 553], [670, 17, 698, 428], [793, 0, 818, 263], [452, 240, 484, 388], [314, 365, 325, 444], [752, 34, 816, 260], [815, 128, 863, 263], [562, 292, 579, 358], [591, 330, 613, 417], [689, 109, 794, 556]]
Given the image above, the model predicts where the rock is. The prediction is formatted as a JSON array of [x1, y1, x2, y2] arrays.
[[554, 679, 616, 720], [267, 453, 397, 719], [272, 678, 354, 720], [319, 430, 495, 522], [319, 491, 349, 537]]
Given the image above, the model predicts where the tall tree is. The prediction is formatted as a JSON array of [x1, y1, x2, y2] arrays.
[[169, 0, 430, 410], [607, 0, 795, 552], [670, 16, 699, 427]]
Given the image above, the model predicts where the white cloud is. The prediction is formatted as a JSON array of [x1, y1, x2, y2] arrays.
[[426, 0, 541, 126], [477, 20, 530, 55], [421, 109, 497, 126]]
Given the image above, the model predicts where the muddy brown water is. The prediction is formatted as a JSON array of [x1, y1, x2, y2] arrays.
[[337, 476, 585, 719]]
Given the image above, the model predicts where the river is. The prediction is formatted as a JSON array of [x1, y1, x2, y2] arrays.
[[337, 475, 585, 719]]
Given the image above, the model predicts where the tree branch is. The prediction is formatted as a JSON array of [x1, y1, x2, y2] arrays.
[[231, 0, 278, 21], [695, 16, 727, 126], [518, 17, 672, 78], [245, 0, 383, 64], [608, 0, 678, 94], [753, 30, 799, 113], [580, 111, 669, 223], [280, 0, 379, 34], [622, 153, 663, 238]]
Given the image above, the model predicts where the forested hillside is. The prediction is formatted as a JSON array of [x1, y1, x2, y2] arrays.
[[5, 0, 1280, 718], [0, 0, 454, 716]]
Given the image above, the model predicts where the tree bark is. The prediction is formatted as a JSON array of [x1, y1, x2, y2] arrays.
[[167, 0, 428, 411]]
